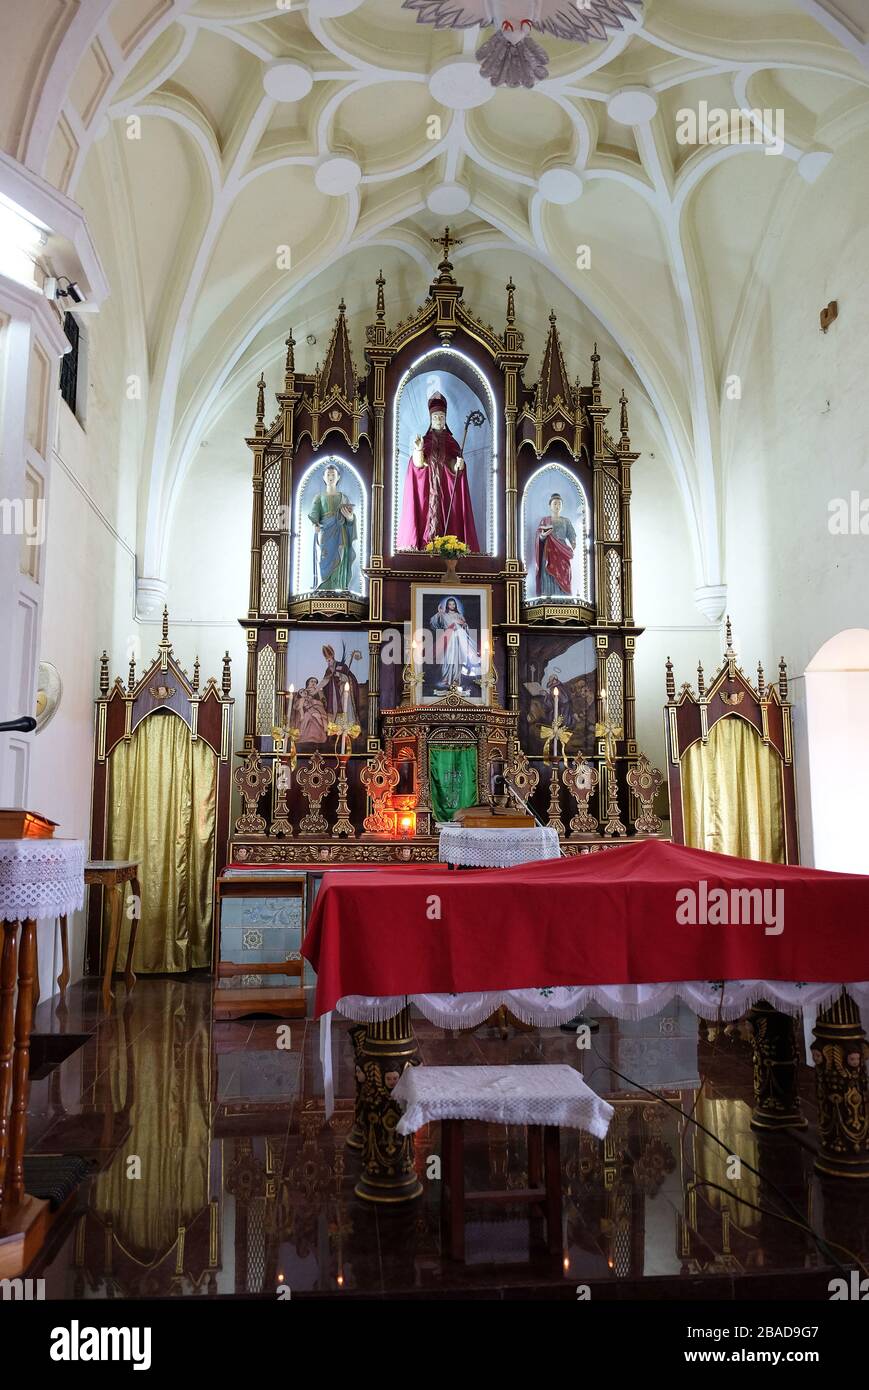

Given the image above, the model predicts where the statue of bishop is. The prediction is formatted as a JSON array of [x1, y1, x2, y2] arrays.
[[397, 392, 480, 551]]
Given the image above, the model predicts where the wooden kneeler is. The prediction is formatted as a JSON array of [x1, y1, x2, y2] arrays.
[[441, 1118, 562, 1261]]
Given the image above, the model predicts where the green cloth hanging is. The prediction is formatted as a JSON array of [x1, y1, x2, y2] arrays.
[[429, 745, 478, 823]]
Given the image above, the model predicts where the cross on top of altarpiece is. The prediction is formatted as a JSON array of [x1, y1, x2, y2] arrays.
[[431, 227, 462, 268]]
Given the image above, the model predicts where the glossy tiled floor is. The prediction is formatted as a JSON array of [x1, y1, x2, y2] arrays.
[[23, 977, 869, 1299]]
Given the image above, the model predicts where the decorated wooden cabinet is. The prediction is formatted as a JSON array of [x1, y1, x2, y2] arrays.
[[231, 228, 659, 864]]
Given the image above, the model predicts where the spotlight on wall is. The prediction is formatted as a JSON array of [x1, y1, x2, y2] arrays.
[[56, 277, 83, 304]]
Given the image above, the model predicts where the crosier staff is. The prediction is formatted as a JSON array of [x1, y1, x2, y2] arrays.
[[441, 409, 485, 536]]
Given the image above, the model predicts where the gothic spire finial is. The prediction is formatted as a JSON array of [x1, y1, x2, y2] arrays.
[[192, 655, 200, 693], [161, 605, 170, 645], [505, 276, 515, 327], [590, 342, 601, 390], [725, 614, 734, 655], [778, 657, 789, 702], [375, 269, 386, 324], [128, 653, 136, 692], [284, 332, 295, 385], [757, 660, 765, 697], [222, 651, 232, 697], [665, 656, 675, 701], [619, 388, 630, 446], [697, 661, 705, 698], [99, 650, 109, 697], [256, 373, 266, 427]]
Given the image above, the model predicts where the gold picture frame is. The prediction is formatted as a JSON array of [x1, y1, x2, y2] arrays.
[[410, 582, 494, 707]]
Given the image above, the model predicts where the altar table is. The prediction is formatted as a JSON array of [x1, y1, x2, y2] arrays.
[[304, 839, 869, 1018], [304, 839, 869, 1198]]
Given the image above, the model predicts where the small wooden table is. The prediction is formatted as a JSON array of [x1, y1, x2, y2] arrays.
[[82, 861, 141, 1010]]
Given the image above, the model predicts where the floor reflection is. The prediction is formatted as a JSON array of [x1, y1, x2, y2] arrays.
[[24, 978, 868, 1298]]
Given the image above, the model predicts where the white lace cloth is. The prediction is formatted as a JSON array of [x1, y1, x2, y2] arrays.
[[438, 825, 561, 868], [393, 1064, 614, 1138], [0, 838, 86, 922], [334, 980, 869, 1027]]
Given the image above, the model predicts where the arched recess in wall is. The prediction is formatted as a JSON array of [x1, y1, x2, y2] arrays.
[[804, 629, 869, 873]]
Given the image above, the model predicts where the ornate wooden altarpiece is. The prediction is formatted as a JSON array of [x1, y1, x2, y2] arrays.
[[232, 228, 660, 864], [87, 610, 235, 970], [663, 618, 799, 863]]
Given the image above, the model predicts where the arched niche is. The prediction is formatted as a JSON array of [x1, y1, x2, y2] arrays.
[[804, 628, 869, 872], [520, 459, 591, 604], [292, 453, 368, 599], [391, 346, 497, 555]]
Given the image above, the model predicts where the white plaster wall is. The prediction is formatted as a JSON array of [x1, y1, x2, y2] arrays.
[[724, 133, 869, 672], [28, 280, 138, 996], [723, 132, 869, 862]]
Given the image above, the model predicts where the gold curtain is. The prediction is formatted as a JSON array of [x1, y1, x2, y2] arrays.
[[682, 715, 785, 863], [107, 711, 216, 973], [691, 1094, 761, 1232], [91, 983, 211, 1261]]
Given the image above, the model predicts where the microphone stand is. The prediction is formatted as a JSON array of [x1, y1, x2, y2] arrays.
[[506, 774, 598, 1032]]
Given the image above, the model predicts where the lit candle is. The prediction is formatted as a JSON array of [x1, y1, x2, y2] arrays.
[[343, 679, 350, 716], [600, 685, 608, 722], [342, 679, 350, 755], [553, 684, 559, 724]]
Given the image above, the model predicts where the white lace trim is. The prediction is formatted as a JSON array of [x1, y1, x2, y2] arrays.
[[438, 825, 561, 868], [0, 839, 86, 921], [334, 981, 869, 1027]]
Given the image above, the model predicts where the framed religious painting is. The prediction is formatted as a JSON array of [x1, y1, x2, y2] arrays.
[[284, 629, 370, 751], [519, 631, 597, 757], [410, 583, 493, 706]]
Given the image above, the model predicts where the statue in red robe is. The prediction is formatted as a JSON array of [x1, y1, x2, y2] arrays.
[[535, 494, 576, 596], [397, 392, 480, 551]]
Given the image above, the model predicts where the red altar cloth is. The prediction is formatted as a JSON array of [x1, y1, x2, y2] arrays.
[[303, 839, 869, 1016]]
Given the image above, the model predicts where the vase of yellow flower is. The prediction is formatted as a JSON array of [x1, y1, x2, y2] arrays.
[[425, 535, 471, 584]]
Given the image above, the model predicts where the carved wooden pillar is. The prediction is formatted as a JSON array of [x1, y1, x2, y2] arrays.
[[812, 991, 869, 1178], [744, 1000, 807, 1131], [354, 1007, 422, 1205]]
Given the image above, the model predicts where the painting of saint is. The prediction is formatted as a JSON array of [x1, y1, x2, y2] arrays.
[[320, 643, 363, 723], [397, 392, 480, 551], [308, 462, 357, 591], [286, 633, 369, 746], [293, 678, 329, 744], [520, 633, 596, 755], [536, 494, 577, 596], [430, 595, 482, 689]]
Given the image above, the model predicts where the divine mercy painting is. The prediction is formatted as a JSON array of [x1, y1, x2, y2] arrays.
[[411, 583, 492, 705]]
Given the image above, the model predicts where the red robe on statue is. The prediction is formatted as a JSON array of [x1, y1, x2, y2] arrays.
[[397, 424, 480, 551]]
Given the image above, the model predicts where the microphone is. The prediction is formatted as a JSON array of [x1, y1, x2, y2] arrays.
[[0, 716, 37, 733]]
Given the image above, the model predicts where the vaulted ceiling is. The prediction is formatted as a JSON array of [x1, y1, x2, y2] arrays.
[[5, 0, 868, 605]]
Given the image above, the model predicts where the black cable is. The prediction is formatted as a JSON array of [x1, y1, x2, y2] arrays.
[[582, 1037, 851, 1278]]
